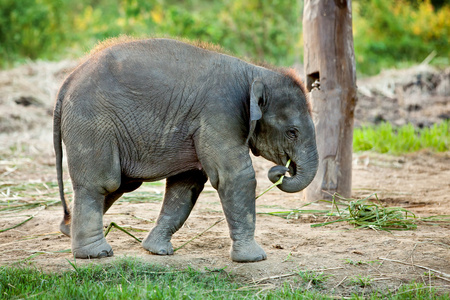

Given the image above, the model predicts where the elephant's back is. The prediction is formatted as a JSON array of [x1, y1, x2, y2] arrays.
[[65, 39, 230, 111], [60, 40, 191, 114], [58, 39, 217, 160], [90, 38, 222, 86]]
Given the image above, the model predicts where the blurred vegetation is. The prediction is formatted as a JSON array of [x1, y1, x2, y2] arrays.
[[0, 0, 449, 74], [0, 0, 301, 68], [353, 0, 450, 74], [353, 121, 450, 154]]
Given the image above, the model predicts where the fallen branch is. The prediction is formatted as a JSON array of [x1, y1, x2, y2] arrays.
[[334, 276, 348, 289], [379, 257, 450, 278], [254, 272, 297, 283], [436, 276, 450, 283], [309, 267, 344, 272], [254, 267, 344, 283]]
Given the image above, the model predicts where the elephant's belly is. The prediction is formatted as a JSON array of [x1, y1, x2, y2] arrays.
[[121, 152, 203, 181]]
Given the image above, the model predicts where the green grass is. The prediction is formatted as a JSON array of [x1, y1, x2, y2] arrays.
[[0, 180, 163, 233], [0, 257, 326, 299], [262, 193, 419, 231], [1, 258, 448, 299], [312, 193, 418, 231], [0, 182, 63, 211], [382, 282, 450, 300], [0, 181, 163, 214], [347, 275, 373, 288], [297, 270, 329, 288], [353, 121, 450, 154]]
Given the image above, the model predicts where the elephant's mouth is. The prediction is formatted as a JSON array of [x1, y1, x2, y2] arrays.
[[283, 154, 297, 177], [269, 145, 318, 193]]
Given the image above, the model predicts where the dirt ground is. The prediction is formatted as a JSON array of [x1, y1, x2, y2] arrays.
[[0, 60, 449, 296]]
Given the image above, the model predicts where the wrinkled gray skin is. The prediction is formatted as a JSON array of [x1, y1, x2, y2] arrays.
[[54, 39, 318, 262]]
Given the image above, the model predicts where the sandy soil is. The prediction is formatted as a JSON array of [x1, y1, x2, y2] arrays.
[[0, 60, 449, 296]]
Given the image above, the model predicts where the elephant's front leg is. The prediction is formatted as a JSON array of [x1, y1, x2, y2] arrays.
[[142, 170, 207, 255], [71, 187, 113, 258], [218, 165, 267, 262]]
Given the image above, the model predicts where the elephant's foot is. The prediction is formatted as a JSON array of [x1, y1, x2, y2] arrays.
[[142, 230, 174, 255], [59, 219, 71, 237], [72, 238, 114, 259], [231, 239, 267, 263]]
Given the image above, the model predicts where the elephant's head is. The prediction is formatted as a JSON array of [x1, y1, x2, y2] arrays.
[[247, 75, 318, 193]]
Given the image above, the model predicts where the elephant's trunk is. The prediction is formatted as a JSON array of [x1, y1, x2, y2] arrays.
[[268, 143, 318, 193]]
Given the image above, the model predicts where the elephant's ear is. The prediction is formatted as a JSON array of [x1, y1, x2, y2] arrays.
[[246, 79, 264, 144]]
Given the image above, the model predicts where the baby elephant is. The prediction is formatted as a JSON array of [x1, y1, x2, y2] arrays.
[[54, 38, 318, 262]]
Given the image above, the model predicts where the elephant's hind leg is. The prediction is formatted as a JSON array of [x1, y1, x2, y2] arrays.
[[142, 169, 207, 255], [66, 142, 122, 259], [58, 182, 142, 238], [71, 186, 113, 258]]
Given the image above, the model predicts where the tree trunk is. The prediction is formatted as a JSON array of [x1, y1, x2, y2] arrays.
[[302, 0, 357, 200]]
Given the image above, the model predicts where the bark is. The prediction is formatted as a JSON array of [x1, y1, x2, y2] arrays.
[[302, 0, 357, 200]]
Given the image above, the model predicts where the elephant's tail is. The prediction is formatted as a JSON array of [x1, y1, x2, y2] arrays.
[[53, 86, 71, 225]]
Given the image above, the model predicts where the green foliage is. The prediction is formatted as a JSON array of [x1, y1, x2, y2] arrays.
[[353, 121, 450, 154], [153, 1, 301, 66], [0, 0, 74, 64], [1, 1, 449, 72], [353, 0, 450, 74], [0, 0, 301, 68]]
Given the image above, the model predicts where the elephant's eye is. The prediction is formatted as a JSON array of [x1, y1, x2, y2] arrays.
[[286, 128, 299, 140]]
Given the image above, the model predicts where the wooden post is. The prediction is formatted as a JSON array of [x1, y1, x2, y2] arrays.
[[303, 0, 357, 200]]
